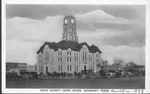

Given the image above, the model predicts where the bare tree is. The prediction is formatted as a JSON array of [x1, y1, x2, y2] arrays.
[[102, 60, 109, 68], [97, 59, 109, 71], [112, 58, 124, 70], [125, 61, 137, 71], [128, 61, 137, 67]]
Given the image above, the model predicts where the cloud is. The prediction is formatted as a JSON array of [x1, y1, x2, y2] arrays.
[[75, 9, 145, 31], [75, 10, 140, 25], [6, 40, 40, 65], [6, 5, 145, 21], [6, 16, 64, 65], [7, 16, 64, 42], [78, 29, 123, 46], [101, 45, 145, 65], [75, 9, 145, 47], [6, 9, 145, 65]]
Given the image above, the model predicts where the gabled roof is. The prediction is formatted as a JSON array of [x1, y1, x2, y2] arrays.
[[37, 40, 102, 54]]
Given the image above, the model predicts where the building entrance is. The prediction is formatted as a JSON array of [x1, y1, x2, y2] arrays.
[[84, 65, 86, 71]]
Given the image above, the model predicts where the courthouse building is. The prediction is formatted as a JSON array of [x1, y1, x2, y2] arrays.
[[36, 16, 102, 74]]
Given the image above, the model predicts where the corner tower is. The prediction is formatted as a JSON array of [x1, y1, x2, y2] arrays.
[[62, 16, 78, 42]]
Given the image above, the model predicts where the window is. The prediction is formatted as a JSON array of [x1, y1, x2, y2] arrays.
[[83, 52, 84, 62], [58, 51, 62, 55], [90, 55, 92, 62], [58, 57, 62, 62], [85, 52, 87, 62], [96, 59, 99, 63], [67, 65, 72, 72], [67, 57, 69, 62], [70, 65, 71, 71], [58, 66, 60, 72], [61, 57, 62, 62], [45, 52, 49, 64], [83, 52, 87, 63], [67, 51, 71, 55], [67, 57, 71, 62], [58, 57, 59, 62], [74, 53, 78, 63], [61, 65, 62, 72], [89, 55, 92, 62], [40, 59, 42, 63], [39, 54, 42, 63], [70, 36, 72, 40], [67, 35, 69, 40], [58, 65, 62, 72], [75, 65, 78, 72], [67, 65, 69, 72], [77, 54, 79, 62], [70, 57, 71, 62], [96, 54, 99, 57], [74, 53, 76, 62]]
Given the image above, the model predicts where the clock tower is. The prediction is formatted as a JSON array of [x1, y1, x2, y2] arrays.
[[62, 16, 78, 42]]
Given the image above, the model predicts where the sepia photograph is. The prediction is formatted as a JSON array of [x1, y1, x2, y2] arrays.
[[2, 0, 150, 93]]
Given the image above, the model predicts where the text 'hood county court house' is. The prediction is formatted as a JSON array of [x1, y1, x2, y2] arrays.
[[36, 16, 102, 74]]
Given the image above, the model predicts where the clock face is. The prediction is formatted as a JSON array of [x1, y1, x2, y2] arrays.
[[71, 19, 74, 23], [65, 19, 68, 24]]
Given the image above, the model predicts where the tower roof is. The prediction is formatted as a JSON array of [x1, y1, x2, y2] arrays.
[[64, 15, 75, 19]]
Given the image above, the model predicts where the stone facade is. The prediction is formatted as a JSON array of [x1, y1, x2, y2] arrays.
[[36, 16, 102, 74]]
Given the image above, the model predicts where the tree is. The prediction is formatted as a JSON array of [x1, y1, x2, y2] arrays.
[[102, 60, 109, 68], [128, 61, 137, 67], [97, 59, 109, 71], [124, 61, 137, 71], [113, 58, 124, 66], [112, 58, 124, 70]]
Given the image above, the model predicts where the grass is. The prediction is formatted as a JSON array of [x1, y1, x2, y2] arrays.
[[6, 76, 145, 89]]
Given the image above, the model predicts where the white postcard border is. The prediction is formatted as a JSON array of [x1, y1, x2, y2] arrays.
[[2, 0, 150, 93]]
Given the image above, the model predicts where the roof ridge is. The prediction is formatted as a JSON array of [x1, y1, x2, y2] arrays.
[[37, 41, 101, 54]]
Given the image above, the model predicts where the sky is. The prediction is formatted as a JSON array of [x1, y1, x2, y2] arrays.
[[6, 5, 145, 65]]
